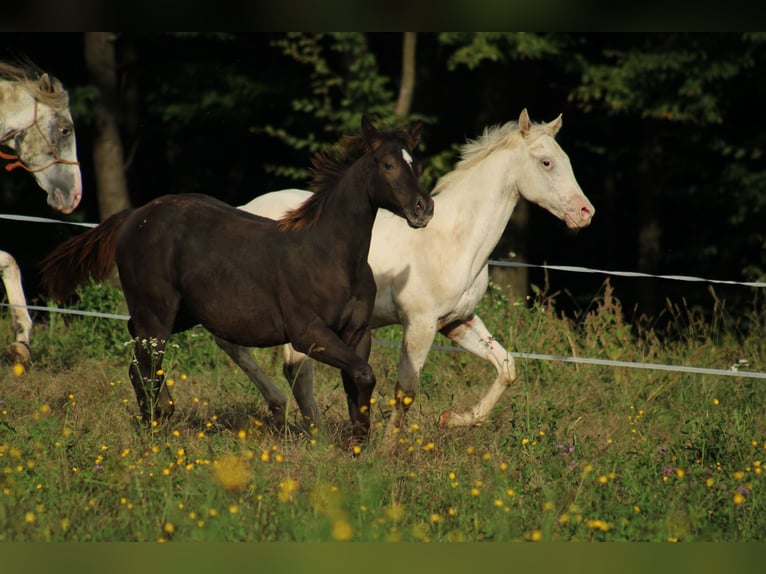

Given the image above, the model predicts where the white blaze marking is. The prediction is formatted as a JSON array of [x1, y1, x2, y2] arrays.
[[402, 148, 413, 169]]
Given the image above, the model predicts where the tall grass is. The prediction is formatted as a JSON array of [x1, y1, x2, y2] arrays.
[[1, 280, 764, 541]]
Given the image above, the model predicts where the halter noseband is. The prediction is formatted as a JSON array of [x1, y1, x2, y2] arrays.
[[0, 99, 80, 173]]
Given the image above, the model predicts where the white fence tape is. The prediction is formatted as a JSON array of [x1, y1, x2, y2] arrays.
[[489, 260, 766, 288], [2, 212, 764, 380]]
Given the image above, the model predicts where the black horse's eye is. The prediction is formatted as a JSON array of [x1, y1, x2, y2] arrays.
[[383, 161, 394, 170]]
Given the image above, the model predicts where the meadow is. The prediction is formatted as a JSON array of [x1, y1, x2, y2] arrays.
[[0, 279, 764, 542]]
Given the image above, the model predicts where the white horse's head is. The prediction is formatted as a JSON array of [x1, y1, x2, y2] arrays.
[[515, 108, 594, 229], [1, 70, 82, 214]]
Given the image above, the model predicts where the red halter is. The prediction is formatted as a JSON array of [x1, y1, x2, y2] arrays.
[[0, 99, 80, 173]]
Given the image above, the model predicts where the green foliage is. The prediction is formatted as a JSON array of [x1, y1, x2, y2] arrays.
[[438, 32, 564, 70], [262, 33, 402, 182], [570, 34, 757, 124]]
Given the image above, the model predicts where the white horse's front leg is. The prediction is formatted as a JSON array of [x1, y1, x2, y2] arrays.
[[438, 313, 517, 427], [0, 251, 32, 366], [384, 319, 437, 441]]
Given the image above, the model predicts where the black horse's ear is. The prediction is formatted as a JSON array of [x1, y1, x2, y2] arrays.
[[361, 115, 380, 143], [408, 120, 423, 148]]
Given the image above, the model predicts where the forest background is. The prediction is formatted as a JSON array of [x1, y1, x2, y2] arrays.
[[1, 32, 764, 322]]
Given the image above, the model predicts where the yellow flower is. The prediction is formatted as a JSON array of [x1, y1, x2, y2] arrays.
[[385, 502, 405, 522], [733, 493, 745, 505], [163, 522, 175, 535], [24, 512, 35, 524], [278, 477, 299, 503], [12, 363, 25, 376], [529, 530, 542, 542], [212, 455, 252, 491], [332, 519, 354, 541], [586, 519, 611, 532]]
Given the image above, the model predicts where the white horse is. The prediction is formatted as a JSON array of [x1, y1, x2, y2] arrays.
[[0, 62, 82, 365], [232, 108, 594, 435]]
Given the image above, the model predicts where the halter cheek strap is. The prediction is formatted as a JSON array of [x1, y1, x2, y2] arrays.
[[0, 99, 80, 173]]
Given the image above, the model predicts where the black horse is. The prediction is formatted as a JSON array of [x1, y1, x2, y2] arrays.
[[42, 117, 433, 441]]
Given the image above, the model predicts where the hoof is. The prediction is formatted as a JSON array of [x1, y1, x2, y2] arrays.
[[6, 341, 31, 368], [438, 411, 454, 427], [439, 410, 482, 428]]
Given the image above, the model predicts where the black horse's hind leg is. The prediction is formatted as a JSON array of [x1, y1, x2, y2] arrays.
[[213, 336, 294, 426], [128, 335, 175, 426], [126, 315, 176, 426]]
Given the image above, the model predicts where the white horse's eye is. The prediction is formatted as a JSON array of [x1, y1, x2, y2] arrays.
[[542, 159, 553, 169], [59, 126, 71, 137]]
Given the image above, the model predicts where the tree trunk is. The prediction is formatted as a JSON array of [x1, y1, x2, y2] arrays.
[[84, 32, 132, 220], [394, 33, 416, 117]]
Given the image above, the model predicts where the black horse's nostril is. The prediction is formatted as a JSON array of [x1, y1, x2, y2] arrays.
[[415, 198, 426, 216]]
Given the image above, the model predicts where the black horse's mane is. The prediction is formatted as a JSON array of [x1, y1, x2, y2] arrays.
[[278, 127, 415, 232]]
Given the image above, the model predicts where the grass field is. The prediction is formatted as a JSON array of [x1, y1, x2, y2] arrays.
[[1, 280, 764, 542]]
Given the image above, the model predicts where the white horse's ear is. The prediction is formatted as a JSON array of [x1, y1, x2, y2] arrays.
[[519, 108, 532, 137], [547, 114, 563, 136], [39, 73, 54, 93]]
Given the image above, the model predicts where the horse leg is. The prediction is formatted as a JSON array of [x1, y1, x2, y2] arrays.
[[125, 304, 177, 426], [282, 343, 321, 431], [212, 336, 291, 426], [0, 251, 32, 366], [438, 313, 517, 427], [293, 324, 375, 443], [128, 334, 175, 426], [384, 318, 437, 443]]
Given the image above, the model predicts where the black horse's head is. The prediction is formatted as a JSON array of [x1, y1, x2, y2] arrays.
[[361, 116, 433, 229]]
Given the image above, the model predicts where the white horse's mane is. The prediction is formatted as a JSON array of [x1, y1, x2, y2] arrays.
[[0, 61, 69, 110], [433, 120, 550, 195]]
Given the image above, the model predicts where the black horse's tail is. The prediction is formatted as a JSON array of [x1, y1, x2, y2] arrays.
[[40, 208, 133, 302]]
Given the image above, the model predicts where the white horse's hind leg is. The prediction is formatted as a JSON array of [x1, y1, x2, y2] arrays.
[[282, 343, 321, 431], [0, 251, 32, 366], [438, 314, 517, 427]]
